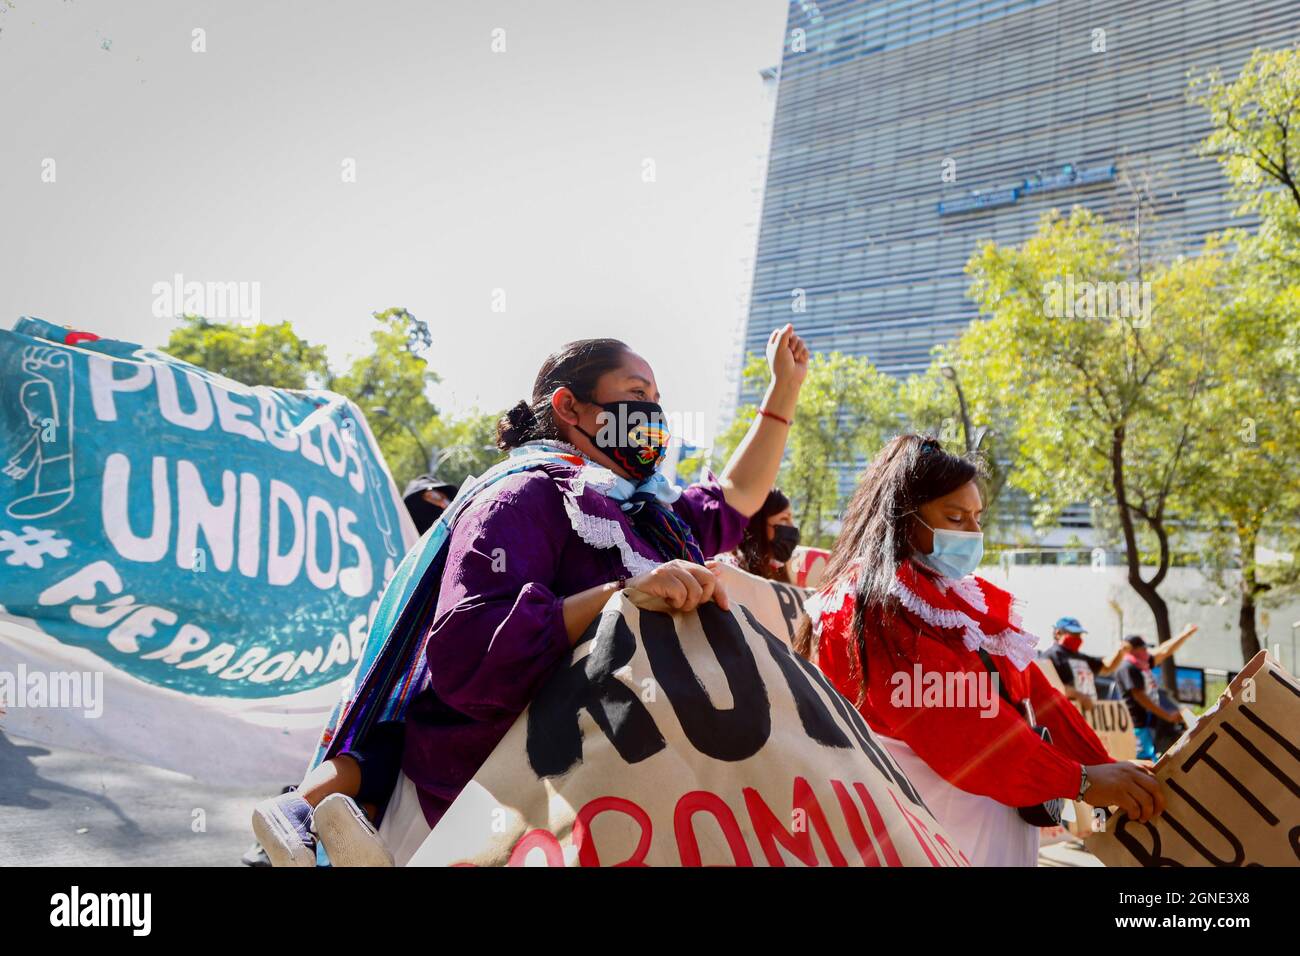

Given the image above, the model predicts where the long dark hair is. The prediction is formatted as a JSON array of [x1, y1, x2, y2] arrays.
[[793, 435, 982, 692], [735, 488, 791, 579], [496, 338, 630, 450]]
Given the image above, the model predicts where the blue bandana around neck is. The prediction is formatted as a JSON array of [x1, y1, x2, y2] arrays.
[[511, 439, 683, 511], [511, 440, 703, 564]]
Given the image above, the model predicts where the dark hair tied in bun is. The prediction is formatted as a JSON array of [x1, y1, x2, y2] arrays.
[[495, 399, 541, 450], [494, 338, 631, 450]]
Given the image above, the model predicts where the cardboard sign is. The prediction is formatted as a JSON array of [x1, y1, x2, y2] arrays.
[[1088, 651, 1300, 866], [408, 565, 967, 867], [1035, 660, 1136, 761], [1030, 661, 1131, 840], [1082, 699, 1138, 762], [0, 318, 414, 783], [1067, 800, 1102, 839]]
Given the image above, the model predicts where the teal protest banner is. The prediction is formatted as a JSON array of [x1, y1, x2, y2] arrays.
[[0, 317, 416, 781]]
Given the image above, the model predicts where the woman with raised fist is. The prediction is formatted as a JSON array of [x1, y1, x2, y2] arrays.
[[254, 324, 810, 865]]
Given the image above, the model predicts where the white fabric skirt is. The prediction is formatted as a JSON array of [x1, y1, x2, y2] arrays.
[[878, 735, 1040, 867], [377, 771, 434, 867]]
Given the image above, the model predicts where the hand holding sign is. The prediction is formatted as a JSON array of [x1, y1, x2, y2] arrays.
[[627, 558, 730, 613], [1084, 762, 1167, 824], [408, 563, 965, 867], [1089, 652, 1300, 867]]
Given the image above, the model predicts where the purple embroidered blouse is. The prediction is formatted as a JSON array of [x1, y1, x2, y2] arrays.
[[401, 461, 747, 825]]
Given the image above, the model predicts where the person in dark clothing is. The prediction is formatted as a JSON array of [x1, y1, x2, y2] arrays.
[[1040, 616, 1123, 711], [718, 487, 801, 582], [1113, 633, 1194, 760], [402, 475, 460, 536]]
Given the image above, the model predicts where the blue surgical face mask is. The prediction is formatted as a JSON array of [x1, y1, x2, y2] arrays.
[[912, 514, 984, 579]]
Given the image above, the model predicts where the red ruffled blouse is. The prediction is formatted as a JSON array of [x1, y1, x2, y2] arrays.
[[809, 559, 1113, 807]]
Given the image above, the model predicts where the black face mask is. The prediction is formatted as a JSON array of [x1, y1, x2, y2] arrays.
[[576, 400, 670, 482], [771, 524, 801, 563]]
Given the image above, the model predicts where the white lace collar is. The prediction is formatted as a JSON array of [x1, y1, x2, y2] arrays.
[[806, 560, 1041, 671], [515, 439, 681, 575], [517, 446, 654, 576], [890, 574, 1040, 671]]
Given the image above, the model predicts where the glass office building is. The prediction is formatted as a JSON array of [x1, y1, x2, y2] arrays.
[[741, 0, 1298, 380]]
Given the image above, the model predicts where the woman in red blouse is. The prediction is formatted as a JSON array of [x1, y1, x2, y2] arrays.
[[798, 435, 1165, 865]]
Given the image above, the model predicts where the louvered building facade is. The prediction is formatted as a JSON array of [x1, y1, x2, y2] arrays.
[[742, 0, 1296, 377], [738, 0, 1297, 532]]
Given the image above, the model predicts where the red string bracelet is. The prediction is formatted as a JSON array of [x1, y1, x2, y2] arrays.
[[758, 406, 793, 426]]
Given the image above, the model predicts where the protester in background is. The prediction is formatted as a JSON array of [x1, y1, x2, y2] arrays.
[[1113, 629, 1197, 760], [799, 434, 1165, 866], [716, 487, 801, 582], [253, 325, 809, 865], [402, 474, 459, 536], [1041, 616, 1124, 711]]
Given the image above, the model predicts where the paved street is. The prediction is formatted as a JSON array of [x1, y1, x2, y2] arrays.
[[0, 729, 267, 866], [1038, 840, 1103, 867], [0, 726, 1103, 867]]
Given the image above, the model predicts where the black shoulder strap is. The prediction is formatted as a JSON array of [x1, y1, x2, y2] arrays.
[[979, 648, 1045, 730], [976, 648, 1015, 705]]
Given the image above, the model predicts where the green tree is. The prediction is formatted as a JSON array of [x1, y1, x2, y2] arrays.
[[1186, 256, 1300, 662], [1187, 44, 1300, 662], [164, 314, 330, 389], [329, 307, 442, 487], [717, 352, 898, 546], [1192, 361, 1300, 661], [898, 354, 1017, 535], [160, 309, 502, 493], [426, 410, 504, 488], [1192, 43, 1300, 275], [964, 205, 1225, 688]]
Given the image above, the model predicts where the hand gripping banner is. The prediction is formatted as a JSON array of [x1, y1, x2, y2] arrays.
[[408, 566, 969, 867]]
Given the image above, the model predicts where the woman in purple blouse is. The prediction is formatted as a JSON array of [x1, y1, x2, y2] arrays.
[[254, 325, 809, 865]]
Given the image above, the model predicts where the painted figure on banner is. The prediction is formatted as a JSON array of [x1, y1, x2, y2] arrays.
[[5, 346, 76, 519]]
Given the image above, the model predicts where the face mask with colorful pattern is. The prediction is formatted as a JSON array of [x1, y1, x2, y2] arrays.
[[578, 400, 670, 482]]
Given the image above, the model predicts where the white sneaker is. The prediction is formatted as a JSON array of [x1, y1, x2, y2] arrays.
[[314, 793, 395, 867], [250, 792, 317, 867]]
